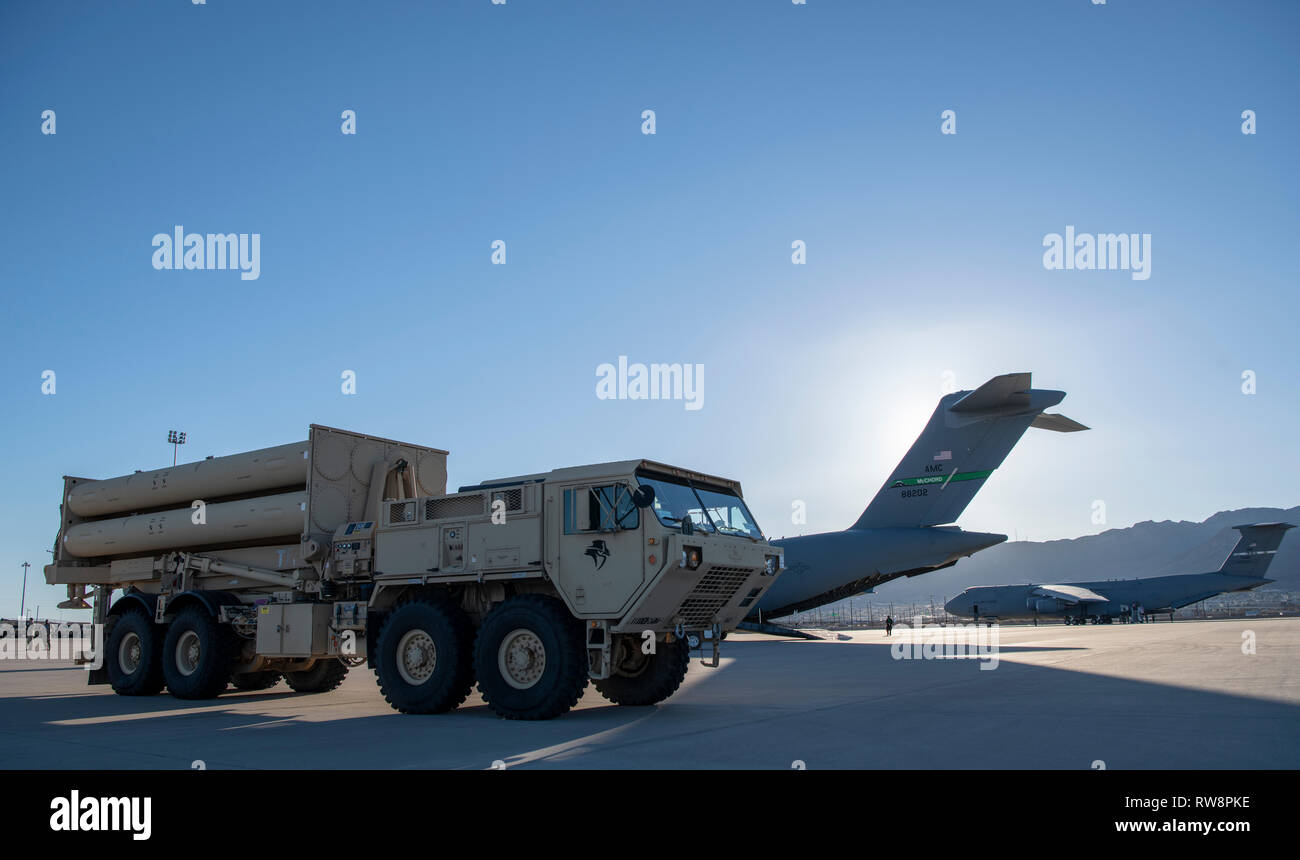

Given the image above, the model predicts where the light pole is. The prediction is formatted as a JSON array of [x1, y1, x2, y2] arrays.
[[20, 562, 29, 619], [168, 430, 187, 466]]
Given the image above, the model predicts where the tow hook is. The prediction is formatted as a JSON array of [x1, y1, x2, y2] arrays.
[[676, 623, 722, 667], [698, 623, 722, 668]]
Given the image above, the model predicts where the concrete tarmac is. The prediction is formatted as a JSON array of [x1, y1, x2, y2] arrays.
[[1, 618, 1296, 769]]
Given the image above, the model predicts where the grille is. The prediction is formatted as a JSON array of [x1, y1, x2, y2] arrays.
[[425, 494, 485, 521], [388, 501, 417, 524], [492, 488, 524, 512], [673, 566, 754, 629]]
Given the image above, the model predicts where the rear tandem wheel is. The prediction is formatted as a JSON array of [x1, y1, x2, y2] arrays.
[[473, 594, 589, 721]]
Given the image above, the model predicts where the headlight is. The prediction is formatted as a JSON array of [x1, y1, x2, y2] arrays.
[[681, 546, 702, 570], [764, 555, 781, 575]]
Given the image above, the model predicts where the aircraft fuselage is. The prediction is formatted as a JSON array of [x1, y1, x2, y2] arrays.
[[944, 572, 1272, 622], [751, 527, 1007, 620]]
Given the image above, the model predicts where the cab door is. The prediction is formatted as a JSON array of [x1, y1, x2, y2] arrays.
[[544, 480, 645, 616]]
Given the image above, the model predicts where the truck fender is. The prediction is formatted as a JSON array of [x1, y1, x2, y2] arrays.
[[107, 589, 159, 620], [365, 609, 389, 669], [95, 590, 162, 686], [162, 590, 244, 622]]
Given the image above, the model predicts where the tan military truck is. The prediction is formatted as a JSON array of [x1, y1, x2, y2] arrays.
[[46, 425, 783, 720]]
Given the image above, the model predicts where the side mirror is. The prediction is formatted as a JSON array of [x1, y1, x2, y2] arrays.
[[631, 485, 655, 509]]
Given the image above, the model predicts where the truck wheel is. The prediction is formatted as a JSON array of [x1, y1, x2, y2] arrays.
[[473, 594, 588, 720], [284, 659, 348, 693], [231, 671, 282, 691], [374, 598, 475, 714], [593, 637, 690, 707], [162, 607, 236, 699], [105, 609, 165, 696]]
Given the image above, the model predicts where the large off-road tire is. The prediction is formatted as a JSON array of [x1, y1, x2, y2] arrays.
[[374, 597, 475, 714], [162, 607, 237, 699], [284, 659, 348, 693], [230, 671, 282, 691], [593, 637, 690, 707], [473, 594, 588, 720], [105, 609, 166, 696]]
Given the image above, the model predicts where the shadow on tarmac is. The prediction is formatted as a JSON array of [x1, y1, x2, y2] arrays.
[[2, 633, 1296, 769]]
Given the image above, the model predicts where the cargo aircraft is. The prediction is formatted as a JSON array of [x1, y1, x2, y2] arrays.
[[748, 372, 1087, 622], [943, 523, 1291, 624]]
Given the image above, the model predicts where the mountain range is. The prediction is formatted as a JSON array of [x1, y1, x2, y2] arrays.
[[861, 506, 1300, 607]]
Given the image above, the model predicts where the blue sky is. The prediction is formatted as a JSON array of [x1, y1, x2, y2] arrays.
[[1, 1, 1297, 619]]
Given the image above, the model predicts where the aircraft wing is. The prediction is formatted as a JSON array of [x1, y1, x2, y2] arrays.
[[1031, 584, 1109, 604]]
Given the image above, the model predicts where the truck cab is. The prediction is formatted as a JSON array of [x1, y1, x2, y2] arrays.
[[357, 459, 782, 717]]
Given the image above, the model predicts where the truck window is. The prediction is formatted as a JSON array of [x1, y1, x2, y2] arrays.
[[634, 469, 764, 539], [564, 484, 638, 533]]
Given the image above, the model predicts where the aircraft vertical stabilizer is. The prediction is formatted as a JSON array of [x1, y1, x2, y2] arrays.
[[1219, 523, 1294, 578], [852, 373, 1086, 529]]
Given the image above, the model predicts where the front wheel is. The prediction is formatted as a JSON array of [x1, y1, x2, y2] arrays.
[[593, 637, 689, 706], [473, 595, 588, 720]]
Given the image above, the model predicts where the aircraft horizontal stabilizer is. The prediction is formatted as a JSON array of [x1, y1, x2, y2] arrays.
[[1031, 413, 1090, 432], [949, 372, 1035, 413], [1032, 584, 1109, 604]]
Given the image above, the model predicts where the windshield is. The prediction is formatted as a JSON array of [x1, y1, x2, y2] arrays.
[[634, 470, 764, 540]]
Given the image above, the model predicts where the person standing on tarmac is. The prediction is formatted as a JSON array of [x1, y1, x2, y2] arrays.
[[885, 615, 894, 636]]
